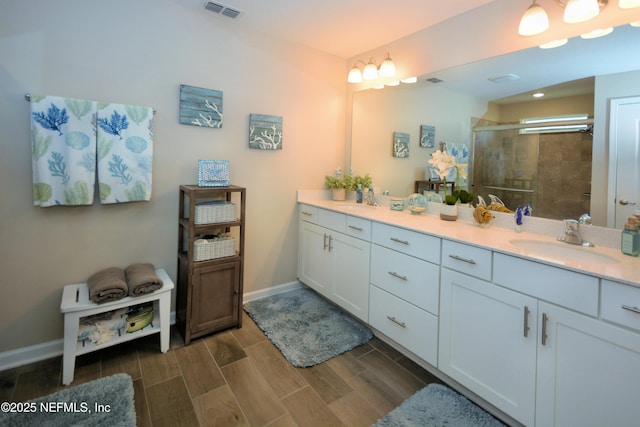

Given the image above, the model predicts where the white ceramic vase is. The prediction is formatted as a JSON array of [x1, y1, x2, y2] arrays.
[[440, 204, 458, 221]]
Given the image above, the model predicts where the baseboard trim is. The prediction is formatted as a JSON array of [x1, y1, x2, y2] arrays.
[[0, 282, 303, 372], [242, 280, 303, 303], [0, 311, 178, 372]]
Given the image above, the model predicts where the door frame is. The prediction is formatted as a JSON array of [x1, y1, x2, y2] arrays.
[[607, 96, 640, 228]]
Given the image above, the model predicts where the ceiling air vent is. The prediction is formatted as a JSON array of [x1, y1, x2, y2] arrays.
[[202, 1, 244, 20], [426, 77, 444, 84]]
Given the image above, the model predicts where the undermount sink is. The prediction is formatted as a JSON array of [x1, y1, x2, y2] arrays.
[[509, 239, 619, 264]]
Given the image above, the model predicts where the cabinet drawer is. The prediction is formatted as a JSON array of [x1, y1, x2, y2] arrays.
[[299, 204, 319, 224], [602, 280, 640, 332], [493, 253, 599, 316], [370, 245, 439, 315], [346, 216, 372, 241], [318, 209, 346, 234], [441, 239, 492, 281], [372, 222, 440, 263], [369, 285, 438, 366]]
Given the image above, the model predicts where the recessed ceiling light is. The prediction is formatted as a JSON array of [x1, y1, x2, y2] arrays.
[[401, 77, 418, 84], [488, 74, 520, 83], [540, 39, 568, 49], [581, 27, 614, 39], [533, 92, 545, 98]]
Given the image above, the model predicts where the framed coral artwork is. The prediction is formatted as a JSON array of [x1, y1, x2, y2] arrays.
[[249, 114, 283, 150], [179, 84, 223, 128], [420, 125, 435, 148], [393, 132, 409, 158]]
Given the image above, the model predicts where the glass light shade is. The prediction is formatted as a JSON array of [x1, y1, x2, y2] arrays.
[[401, 76, 418, 83], [540, 38, 568, 49], [619, 0, 640, 8], [363, 60, 378, 80], [379, 54, 396, 77], [631, 20, 640, 27], [347, 66, 363, 83], [563, 0, 600, 24], [581, 27, 613, 39], [518, 2, 550, 36]]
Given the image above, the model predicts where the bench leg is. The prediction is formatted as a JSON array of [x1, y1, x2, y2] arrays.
[[159, 293, 170, 353], [62, 313, 80, 385]]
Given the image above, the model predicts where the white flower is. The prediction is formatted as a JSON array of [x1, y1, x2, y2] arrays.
[[428, 150, 457, 180]]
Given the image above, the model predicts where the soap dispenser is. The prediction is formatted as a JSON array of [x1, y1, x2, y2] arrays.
[[621, 216, 640, 257]]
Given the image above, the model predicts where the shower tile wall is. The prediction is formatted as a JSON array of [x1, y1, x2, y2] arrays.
[[472, 130, 592, 220], [537, 132, 592, 220]]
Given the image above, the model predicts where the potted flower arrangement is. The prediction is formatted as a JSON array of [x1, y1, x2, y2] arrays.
[[325, 169, 372, 201], [427, 149, 469, 221]]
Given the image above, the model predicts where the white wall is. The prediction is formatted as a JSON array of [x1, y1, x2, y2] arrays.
[[351, 84, 488, 196], [0, 0, 346, 352]]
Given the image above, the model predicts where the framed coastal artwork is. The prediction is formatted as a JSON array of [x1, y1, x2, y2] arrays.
[[393, 132, 409, 158], [249, 114, 283, 150], [179, 84, 223, 128], [420, 125, 435, 148]]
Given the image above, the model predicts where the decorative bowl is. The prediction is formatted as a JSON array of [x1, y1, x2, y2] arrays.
[[406, 193, 428, 215]]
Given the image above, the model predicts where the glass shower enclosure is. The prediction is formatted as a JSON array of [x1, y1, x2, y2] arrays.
[[471, 126, 592, 221]]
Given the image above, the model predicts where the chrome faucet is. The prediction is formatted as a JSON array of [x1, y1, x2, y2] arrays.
[[558, 218, 594, 247]]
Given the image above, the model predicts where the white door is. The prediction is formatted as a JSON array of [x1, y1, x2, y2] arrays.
[[439, 269, 538, 426], [331, 232, 370, 322], [536, 302, 640, 427], [608, 97, 640, 228]]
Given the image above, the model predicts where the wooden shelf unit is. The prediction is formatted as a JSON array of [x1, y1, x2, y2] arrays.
[[177, 185, 246, 345]]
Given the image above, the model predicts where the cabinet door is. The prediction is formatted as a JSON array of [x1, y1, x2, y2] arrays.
[[536, 302, 640, 427], [439, 268, 537, 426], [298, 221, 332, 297], [332, 232, 370, 322], [190, 261, 240, 335]]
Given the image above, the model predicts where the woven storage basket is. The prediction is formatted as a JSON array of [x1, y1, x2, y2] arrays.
[[194, 238, 236, 261], [194, 201, 236, 224]]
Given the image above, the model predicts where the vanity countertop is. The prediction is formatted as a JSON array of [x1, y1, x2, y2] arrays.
[[298, 194, 640, 288]]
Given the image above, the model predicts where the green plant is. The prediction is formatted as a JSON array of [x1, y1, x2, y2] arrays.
[[325, 171, 372, 191], [453, 189, 474, 204]]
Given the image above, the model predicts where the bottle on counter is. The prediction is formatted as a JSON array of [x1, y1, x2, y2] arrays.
[[356, 184, 363, 203], [621, 216, 640, 257]]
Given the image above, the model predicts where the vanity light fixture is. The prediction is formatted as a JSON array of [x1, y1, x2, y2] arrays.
[[347, 53, 396, 83], [631, 20, 640, 26], [385, 81, 400, 86], [519, 1, 550, 36], [519, 0, 610, 36]]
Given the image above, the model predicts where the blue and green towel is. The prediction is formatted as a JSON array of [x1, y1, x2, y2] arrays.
[[30, 95, 153, 207]]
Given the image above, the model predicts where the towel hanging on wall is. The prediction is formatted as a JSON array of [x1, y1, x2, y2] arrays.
[[30, 94, 97, 207], [96, 102, 154, 204]]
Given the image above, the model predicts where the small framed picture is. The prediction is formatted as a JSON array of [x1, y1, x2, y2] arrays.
[[393, 132, 410, 158], [420, 125, 435, 148]]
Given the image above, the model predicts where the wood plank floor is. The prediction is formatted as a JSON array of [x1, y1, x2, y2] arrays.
[[0, 312, 443, 426]]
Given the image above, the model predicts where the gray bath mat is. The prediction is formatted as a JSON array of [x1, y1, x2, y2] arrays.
[[243, 287, 373, 367], [373, 383, 505, 427]]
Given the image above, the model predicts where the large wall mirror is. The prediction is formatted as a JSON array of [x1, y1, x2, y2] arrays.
[[350, 24, 640, 228]]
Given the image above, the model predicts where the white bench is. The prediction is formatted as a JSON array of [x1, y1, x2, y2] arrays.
[[59, 268, 174, 385]]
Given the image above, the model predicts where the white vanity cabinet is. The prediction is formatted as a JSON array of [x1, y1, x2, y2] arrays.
[[297, 204, 370, 322], [368, 223, 440, 365], [439, 243, 538, 427], [535, 300, 640, 427]]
